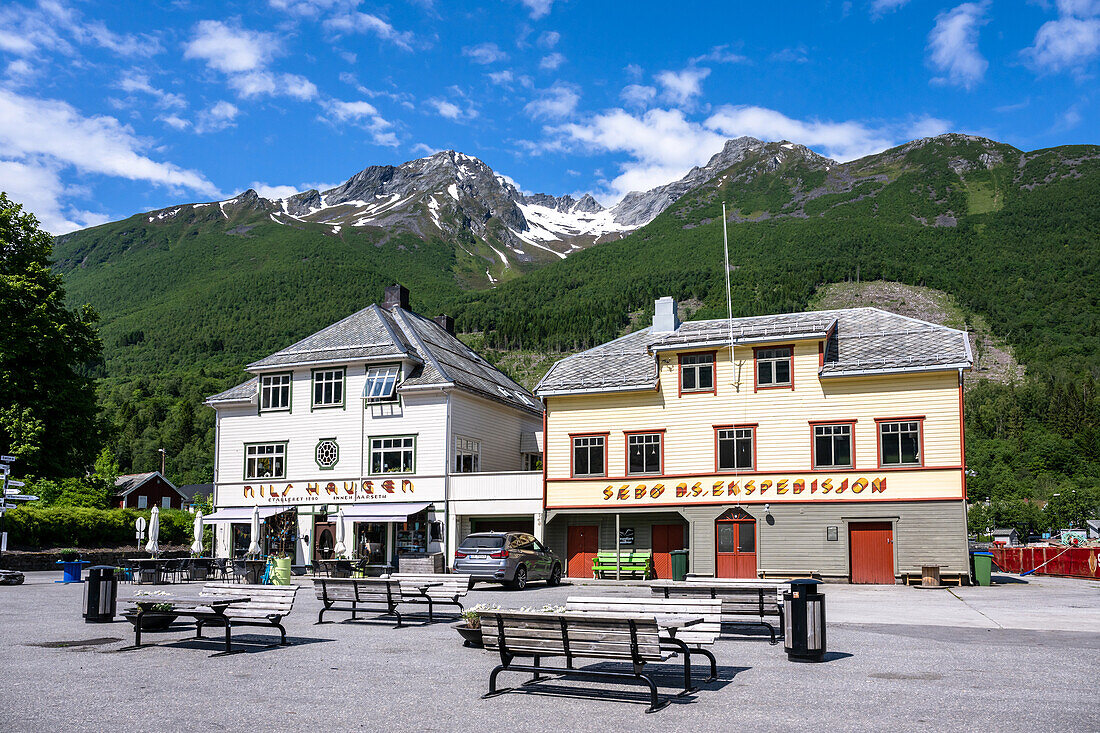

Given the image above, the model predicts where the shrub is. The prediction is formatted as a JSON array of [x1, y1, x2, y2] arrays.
[[4, 505, 194, 549]]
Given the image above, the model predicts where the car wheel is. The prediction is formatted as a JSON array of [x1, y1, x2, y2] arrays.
[[547, 564, 562, 586], [509, 565, 527, 590]]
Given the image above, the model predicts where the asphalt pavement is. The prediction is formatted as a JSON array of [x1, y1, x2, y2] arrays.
[[0, 571, 1096, 732]]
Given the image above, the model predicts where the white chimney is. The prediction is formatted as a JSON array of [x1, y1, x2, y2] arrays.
[[652, 296, 679, 333]]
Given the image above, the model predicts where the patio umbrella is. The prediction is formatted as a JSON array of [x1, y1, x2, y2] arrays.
[[145, 505, 160, 557], [190, 510, 204, 555], [334, 507, 347, 558], [248, 505, 261, 556]]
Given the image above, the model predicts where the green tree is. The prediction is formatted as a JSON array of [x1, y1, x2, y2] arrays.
[[0, 194, 103, 477]]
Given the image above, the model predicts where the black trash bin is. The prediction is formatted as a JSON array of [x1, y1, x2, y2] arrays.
[[83, 565, 117, 623], [783, 578, 826, 662]]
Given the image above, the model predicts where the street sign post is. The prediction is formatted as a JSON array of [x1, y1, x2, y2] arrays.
[[6, 481, 25, 489], [5, 495, 38, 502], [0, 456, 16, 463]]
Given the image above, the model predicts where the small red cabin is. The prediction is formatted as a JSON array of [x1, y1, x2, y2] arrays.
[[115, 472, 188, 510]]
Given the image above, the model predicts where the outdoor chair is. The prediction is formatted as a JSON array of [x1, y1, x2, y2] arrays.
[[177, 558, 192, 582], [162, 558, 182, 584]]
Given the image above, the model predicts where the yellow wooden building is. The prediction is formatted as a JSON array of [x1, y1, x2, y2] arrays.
[[536, 297, 973, 584]]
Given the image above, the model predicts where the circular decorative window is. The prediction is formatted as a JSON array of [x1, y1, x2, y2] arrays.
[[315, 439, 339, 469]]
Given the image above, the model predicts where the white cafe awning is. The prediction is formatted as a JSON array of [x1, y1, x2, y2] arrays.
[[341, 502, 431, 522], [205, 506, 286, 523]]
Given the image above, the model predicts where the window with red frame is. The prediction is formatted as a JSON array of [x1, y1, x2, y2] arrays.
[[756, 347, 792, 387]]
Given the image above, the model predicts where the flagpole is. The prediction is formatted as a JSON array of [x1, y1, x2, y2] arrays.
[[722, 203, 739, 507]]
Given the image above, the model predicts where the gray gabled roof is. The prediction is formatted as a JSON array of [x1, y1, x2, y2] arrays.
[[246, 304, 417, 369], [114, 471, 180, 497], [208, 303, 542, 416], [206, 377, 258, 404], [536, 307, 971, 396]]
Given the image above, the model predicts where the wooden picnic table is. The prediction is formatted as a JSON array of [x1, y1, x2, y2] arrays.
[[652, 613, 704, 639], [120, 591, 251, 648]]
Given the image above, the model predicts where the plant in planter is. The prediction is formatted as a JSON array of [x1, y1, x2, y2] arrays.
[[455, 603, 500, 647], [58, 548, 80, 561], [124, 591, 179, 630]]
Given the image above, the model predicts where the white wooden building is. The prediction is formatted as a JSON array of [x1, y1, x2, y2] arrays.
[[203, 285, 544, 568]]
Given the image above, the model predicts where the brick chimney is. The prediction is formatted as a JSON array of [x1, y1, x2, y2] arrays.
[[382, 284, 410, 311], [433, 314, 455, 335]]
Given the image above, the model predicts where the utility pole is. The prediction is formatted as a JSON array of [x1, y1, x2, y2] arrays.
[[158, 448, 166, 476]]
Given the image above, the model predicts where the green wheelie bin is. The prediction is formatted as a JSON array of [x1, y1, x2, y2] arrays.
[[670, 549, 689, 581], [971, 551, 993, 586]]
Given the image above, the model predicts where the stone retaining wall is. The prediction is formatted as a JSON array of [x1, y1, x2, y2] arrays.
[[0, 547, 191, 572]]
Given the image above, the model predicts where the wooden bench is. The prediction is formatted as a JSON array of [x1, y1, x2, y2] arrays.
[[902, 571, 964, 587], [565, 596, 720, 683], [390, 573, 473, 618], [480, 610, 687, 713], [314, 577, 405, 626], [191, 583, 299, 652], [592, 551, 653, 579], [757, 569, 820, 580], [652, 580, 784, 643]]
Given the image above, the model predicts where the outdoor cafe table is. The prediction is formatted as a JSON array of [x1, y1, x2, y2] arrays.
[[315, 558, 354, 578], [127, 558, 170, 585], [119, 591, 251, 648]]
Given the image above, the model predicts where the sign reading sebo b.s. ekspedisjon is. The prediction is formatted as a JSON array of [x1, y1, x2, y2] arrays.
[[545, 468, 965, 509]]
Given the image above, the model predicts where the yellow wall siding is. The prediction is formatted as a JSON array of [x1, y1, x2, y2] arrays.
[[546, 343, 963, 506]]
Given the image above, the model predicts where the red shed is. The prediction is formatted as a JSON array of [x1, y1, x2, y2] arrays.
[[115, 472, 187, 510]]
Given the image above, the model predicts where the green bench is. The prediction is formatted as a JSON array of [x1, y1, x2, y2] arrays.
[[591, 551, 653, 579]]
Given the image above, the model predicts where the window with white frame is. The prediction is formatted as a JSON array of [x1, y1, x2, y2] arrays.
[[756, 347, 792, 387], [880, 421, 921, 466], [680, 353, 715, 392], [260, 373, 291, 411], [717, 427, 754, 471], [137, 495, 148, 509], [627, 433, 662, 475], [572, 435, 605, 477], [454, 437, 481, 473], [246, 443, 287, 479], [161, 496, 172, 509], [312, 368, 345, 408], [813, 424, 852, 468], [364, 365, 400, 402], [370, 436, 415, 474]]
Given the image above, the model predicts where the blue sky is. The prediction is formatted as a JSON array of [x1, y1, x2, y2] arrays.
[[0, 0, 1097, 233]]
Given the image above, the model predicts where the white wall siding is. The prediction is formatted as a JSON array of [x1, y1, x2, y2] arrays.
[[448, 391, 542, 473]]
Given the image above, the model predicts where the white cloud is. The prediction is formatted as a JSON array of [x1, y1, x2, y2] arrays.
[[0, 160, 109, 234], [690, 45, 749, 64], [927, 2, 989, 90], [871, 0, 911, 15], [655, 67, 710, 106], [620, 84, 656, 108], [117, 72, 187, 109], [184, 20, 274, 73], [520, 0, 554, 19], [463, 42, 506, 64], [0, 30, 37, 55], [320, 99, 398, 146], [524, 82, 580, 119], [0, 89, 219, 233], [540, 52, 565, 70], [428, 98, 467, 120], [251, 182, 301, 199], [159, 114, 191, 131], [226, 70, 318, 100], [5, 59, 35, 84], [538, 31, 560, 48], [322, 12, 414, 50], [1025, 17, 1100, 72], [548, 104, 953, 203], [487, 70, 514, 85], [411, 142, 441, 156], [551, 108, 726, 199], [624, 63, 643, 81], [194, 101, 240, 134]]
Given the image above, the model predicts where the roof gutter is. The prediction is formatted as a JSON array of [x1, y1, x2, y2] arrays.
[[535, 382, 659, 398], [818, 361, 974, 379]]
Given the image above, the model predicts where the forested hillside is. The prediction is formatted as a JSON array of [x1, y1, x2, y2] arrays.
[[47, 135, 1100, 520]]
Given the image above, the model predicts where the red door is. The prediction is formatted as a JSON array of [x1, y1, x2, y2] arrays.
[[849, 522, 895, 584], [716, 509, 757, 578], [567, 525, 599, 578], [651, 524, 685, 579]]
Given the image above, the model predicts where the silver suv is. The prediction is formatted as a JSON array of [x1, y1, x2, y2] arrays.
[[453, 532, 563, 590]]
